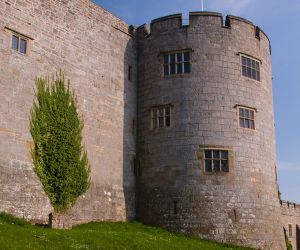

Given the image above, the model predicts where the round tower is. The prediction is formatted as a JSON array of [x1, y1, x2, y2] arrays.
[[136, 12, 285, 249]]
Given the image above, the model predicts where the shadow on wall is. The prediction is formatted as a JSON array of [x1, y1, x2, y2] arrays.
[[122, 26, 138, 221]]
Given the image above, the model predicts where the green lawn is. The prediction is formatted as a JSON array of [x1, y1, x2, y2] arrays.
[[0, 213, 253, 250]]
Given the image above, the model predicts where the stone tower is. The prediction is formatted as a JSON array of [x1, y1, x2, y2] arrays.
[[136, 12, 286, 249]]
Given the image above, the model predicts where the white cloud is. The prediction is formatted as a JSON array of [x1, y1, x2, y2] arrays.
[[209, 0, 252, 15]]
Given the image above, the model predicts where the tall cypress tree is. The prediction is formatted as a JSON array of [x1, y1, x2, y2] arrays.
[[30, 72, 90, 213]]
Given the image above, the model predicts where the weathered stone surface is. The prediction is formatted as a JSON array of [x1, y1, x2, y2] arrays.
[[136, 13, 286, 249], [0, 0, 137, 225], [281, 201, 300, 249], [0, 1, 299, 249]]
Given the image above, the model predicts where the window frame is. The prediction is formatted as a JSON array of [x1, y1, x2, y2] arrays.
[[240, 54, 261, 81], [128, 65, 133, 81], [236, 105, 257, 130], [162, 50, 191, 77], [150, 105, 172, 130], [5, 27, 32, 55], [11, 32, 29, 54], [198, 146, 233, 175]]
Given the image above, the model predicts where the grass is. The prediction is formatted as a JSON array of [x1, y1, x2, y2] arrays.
[[0, 213, 253, 250]]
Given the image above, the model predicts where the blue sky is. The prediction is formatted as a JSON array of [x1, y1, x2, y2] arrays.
[[95, 0, 300, 203]]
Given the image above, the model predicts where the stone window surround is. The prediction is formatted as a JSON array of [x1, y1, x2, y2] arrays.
[[5, 27, 33, 55], [150, 104, 173, 130], [161, 48, 193, 77], [238, 52, 261, 82], [198, 145, 234, 175], [234, 104, 257, 131]]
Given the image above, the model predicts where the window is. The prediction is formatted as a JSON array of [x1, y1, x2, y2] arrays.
[[133, 158, 141, 177], [163, 51, 191, 76], [11, 32, 28, 54], [151, 105, 171, 129], [132, 119, 136, 135], [289, 224, 292, 237], [238, 107, 255, 130], [128, 66, 132, 81], [241, 55, 260, 81], [204, 149, 229, 173]]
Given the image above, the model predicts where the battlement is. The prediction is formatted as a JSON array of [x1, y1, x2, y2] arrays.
[[137, 12, 270, 52], [281, 200, 300, 217], [281, 200, 300, 210]]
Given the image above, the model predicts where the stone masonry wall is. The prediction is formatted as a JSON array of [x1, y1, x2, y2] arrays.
[[281, 201, 300, 249], [137, 12, 286, 249], [0, 0, 137, 225]]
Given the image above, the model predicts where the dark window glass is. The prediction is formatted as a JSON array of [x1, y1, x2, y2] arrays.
[[12, 35, 19, 51], [245, 119, 249, 128], [170, 64, 176, 75], [184, 52, 190, 61], [205, 160, 212, 172], [205, 149, 230, 173], [164, 65, 169, 76], [205, 150, 211, 159], [249, 120, 255, 129], [165, 116, 170, 127], [165, 107, 170, 115], [170, 54, 176, 63], [177, 63, 183, 74], [242, 56, 246, 65], [239, 118, 244, 127], [246, 57, 251, 66], [239, 107, 255, 130], [177, 53, 182, 62], [20, 38, 27, 54], [245, 109, 249, 118], [239, 108, 244, 117], [213, 150, 219, 159], [255, 61, 259, 70], [151, 106, 171, 129], [184, 62, 190, 73], [241, 56, 260, 81], [214, 160, 220, 172], [128, 66, 132, 81], [163, 51, 191, 76], [221, 151, 228, 159], [247, 67, 251, 76], [164, 55, 169, 64], [251, 69, 256, 79], [242, 66, 247, 76], [221, 160, 229, 172]]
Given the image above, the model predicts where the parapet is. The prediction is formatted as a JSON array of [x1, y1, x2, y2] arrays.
[[136, 11, 271, 53], [281, 200, 300, 217]]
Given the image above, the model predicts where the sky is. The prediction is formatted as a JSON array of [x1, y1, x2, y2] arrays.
[[95, 0, 300, 203]]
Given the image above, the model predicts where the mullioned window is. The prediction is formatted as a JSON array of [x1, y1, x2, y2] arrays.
[[163, 51, 191, 76]]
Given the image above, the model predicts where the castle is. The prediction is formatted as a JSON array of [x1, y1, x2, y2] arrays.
[[0, 0, 300, 249]]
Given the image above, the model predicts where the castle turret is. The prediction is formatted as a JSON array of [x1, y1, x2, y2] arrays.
[[136, 12, 285, 249]]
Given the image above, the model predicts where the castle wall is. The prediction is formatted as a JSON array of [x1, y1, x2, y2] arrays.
[[281, 201, 300, 249], [0, 0, 137, 225], [136, 12, 285, 249]]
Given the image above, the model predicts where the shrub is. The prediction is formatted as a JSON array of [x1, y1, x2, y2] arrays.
[[30, 72, 90, 213]]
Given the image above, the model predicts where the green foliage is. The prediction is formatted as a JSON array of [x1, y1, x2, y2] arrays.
[[0, 213, 253, 250], [0, 213, 30, 227], [285, 232, 293, 250], [30, 72, 90, 213]]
